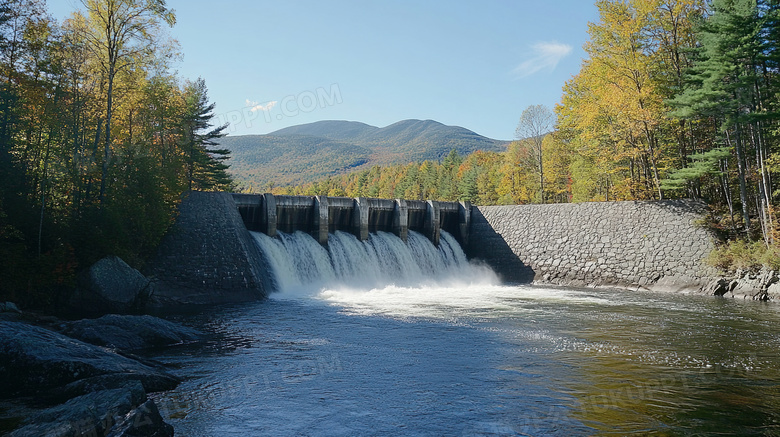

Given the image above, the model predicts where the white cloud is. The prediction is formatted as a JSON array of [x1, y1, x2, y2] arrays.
[[246, 99, 278, 112], [512, 41, 573, 79]]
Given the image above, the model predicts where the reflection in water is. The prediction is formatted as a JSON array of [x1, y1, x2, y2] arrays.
[[151, 286, 780, 436]]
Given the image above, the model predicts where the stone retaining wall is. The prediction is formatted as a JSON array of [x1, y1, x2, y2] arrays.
[[145, 191, 272, 308], [468, 200, 717, 291]]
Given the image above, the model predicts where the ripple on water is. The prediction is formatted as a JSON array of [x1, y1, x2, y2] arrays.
[[151, 286, 780, 436]]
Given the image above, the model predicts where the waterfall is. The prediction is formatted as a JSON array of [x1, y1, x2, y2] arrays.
[[251, 229, 496, 293]]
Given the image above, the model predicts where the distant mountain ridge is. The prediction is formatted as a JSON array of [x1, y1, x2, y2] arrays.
[[219, 119, 508, 189]]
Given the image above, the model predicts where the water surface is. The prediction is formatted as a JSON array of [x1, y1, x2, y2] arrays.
[[152, 284, 780, 436]]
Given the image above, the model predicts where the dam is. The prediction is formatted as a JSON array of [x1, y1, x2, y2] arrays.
[[142, 194, 778, 437], [145, 191, 716, 308], [231, 193, 471, 247]]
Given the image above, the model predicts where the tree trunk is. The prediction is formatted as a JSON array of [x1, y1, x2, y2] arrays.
[[99, 66, 113, 207], [730, 126, 751, 235], [538, 146, 544, 204], [643, 124, 663, 200]]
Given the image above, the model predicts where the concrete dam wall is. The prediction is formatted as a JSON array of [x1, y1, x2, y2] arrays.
[[146, 192, 471, 306], [468, 200, 716, 291], [147, 193, 716, 308], [232, 193, 471, 247], [144, 192, 274, 309]]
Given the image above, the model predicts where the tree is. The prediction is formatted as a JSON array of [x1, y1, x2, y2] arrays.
[[670, 0, 779, 240], [181, 78, 231, 191], [515, 104, 554, 203], [542, 133, 573, 203], [79, 0, 175, 205], [556, 0, 706, 203]]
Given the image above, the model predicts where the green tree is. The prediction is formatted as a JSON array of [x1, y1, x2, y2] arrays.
[[670, 0, 779, 240], [79, 0, 175, 205], [180, 78, 231, 191]]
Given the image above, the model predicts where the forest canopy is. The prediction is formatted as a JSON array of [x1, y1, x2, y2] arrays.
[[0, 0, 232, 304]]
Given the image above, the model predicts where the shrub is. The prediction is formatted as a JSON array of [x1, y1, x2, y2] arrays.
[[706, 240, 780, 273]]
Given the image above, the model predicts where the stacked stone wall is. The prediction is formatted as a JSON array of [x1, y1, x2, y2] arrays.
[[145, 191, 272, 308], [468, 200, 716, 291]]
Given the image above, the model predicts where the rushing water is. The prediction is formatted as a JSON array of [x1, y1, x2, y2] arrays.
[[151, 231, 780, 436]]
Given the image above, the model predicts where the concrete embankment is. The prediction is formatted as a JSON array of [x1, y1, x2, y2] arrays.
[[144, 191, 273, 309], [468, 200, 717, 293], [468, 199, 780, 301]]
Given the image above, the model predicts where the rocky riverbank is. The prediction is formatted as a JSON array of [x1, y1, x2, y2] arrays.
[[698, 268, 780, 302], [528, 268, 780, 302], [0, 307, 202, 436]]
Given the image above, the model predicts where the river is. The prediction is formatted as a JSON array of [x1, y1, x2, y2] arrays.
[[149, 231, 780, 436]]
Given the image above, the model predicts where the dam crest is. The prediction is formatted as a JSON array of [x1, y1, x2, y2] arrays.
[[232, 193, 471, 247]]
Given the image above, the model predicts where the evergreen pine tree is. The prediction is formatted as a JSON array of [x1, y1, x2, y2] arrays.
[[181, 78, 232, 191]]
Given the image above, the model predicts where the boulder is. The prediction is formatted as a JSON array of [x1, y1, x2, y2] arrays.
[[8, 381, 172, 437], [702, 278, 730, 296], [61, 314, 202, 351], [0, 321, 179, 398], [72, 256, 150, 315], [109, 399, 174, 437], [0, 302, 22, 313], [650, 275, 704, 294], [731, 269, 778, 300], [767, 282, 780, 301]]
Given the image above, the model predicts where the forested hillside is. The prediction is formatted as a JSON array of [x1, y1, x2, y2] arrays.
[[220, 119, 508, 190], [225, 134, 371, 188], [0, 0, 232, 304], [278, 143, 571, 205]]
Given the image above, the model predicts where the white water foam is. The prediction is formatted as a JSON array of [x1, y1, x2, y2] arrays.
[[250, 229, 618, 318], [252, 229, 497, 295]]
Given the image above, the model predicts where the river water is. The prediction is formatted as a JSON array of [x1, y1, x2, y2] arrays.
[[151, 231, 780, 436]]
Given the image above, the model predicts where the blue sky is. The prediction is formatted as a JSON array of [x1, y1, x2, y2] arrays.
[[48, 1, 599, 140]]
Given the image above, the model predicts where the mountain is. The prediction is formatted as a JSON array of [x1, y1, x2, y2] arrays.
[[218, 119, 508, 190], [271, 120, 379, 141]]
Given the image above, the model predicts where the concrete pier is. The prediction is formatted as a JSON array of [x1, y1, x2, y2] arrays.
[[352, 197, 370, 241], [314, 196, 329, 245], [393, 199, 408, 242], [232, 193, 470, 247], [425, 200, 440, 246]]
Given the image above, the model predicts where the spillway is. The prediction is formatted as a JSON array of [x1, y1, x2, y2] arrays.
[[252, 229, 492, 293]]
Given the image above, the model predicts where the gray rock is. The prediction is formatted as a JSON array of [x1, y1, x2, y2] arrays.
[[73, 256, 150, 315], [1, 302, 21, 313], [62, 314, 202, 351], [759, 269, 778, 290], [8, 381, 172, 437], [702, 278, 730, 296], [767, 282, 780, 300], [723, 268, 779, 301], [0, 321, 179, 397], [108, 399, 173, 437], [650, 275, 704, 294]]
